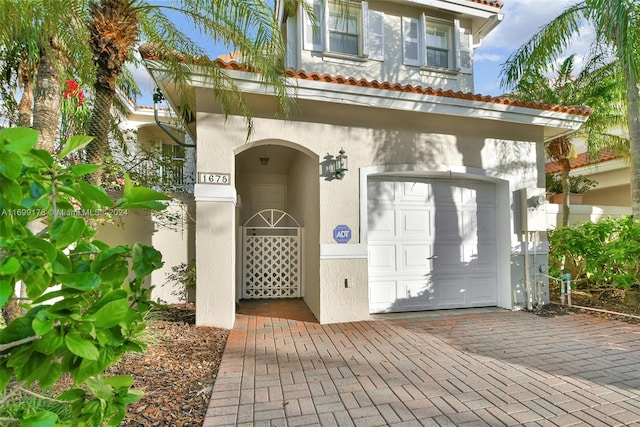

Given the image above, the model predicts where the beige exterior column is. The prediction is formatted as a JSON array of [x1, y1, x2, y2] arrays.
[[195, 184, 237, 328]]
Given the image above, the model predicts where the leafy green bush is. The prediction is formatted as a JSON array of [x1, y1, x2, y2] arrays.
[[0, 127, 171, 426], [548, 216, 640, 288]]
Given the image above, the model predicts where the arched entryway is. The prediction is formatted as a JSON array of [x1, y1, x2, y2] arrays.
[[235, 141, 320, 313]]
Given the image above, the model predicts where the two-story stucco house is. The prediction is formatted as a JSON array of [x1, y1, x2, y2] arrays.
[[143, 0, 591, 329]]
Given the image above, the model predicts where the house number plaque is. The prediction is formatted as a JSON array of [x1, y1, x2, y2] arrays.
[[198, 172, 230, 185]]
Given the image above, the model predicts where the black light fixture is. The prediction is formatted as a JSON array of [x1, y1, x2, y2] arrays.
[[259, 157, 269, 166], [333, 148, 348, 180]]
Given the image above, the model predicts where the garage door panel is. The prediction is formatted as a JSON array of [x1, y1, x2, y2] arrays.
[[401, 279, 436, 310], [400, 208, 432, 239], [368, 180, 396, 202], [368, 208, 396, 239], [400, 181, 431, 202], [368, 178, 497, 313], [401, 244, 431, 273], [368, 244, 397, 273], [369, 280, 398, 313], [433, 276, 468, 308], [469, 275, 498, 305]]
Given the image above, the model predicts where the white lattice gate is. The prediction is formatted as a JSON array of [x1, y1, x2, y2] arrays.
[[242, 209, 301, 298]]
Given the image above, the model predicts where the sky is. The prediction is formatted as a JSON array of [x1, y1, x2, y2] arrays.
[[473, 0, 588, 96], [134, 0, 590, 106]]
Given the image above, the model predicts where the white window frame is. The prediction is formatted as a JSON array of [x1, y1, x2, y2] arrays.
[[302, 0, 383, 61], [403, 14, 460, 72], [326, 0, 363, 57], [424, 19, 453, 70]]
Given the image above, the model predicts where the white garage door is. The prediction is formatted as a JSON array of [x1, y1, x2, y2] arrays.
[[368, 177, 498, 313]]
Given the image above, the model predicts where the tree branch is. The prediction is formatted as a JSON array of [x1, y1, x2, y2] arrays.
[[0, 335, 41, 352]]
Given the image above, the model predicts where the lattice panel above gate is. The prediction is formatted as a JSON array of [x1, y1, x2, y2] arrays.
[[243, 235, 300, 298]]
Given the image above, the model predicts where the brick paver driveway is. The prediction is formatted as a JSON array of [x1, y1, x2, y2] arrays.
[[205, 307, 640, 426]]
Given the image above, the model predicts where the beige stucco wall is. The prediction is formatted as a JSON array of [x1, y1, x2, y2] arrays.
[[95, 199, 196, 304], [192, 99, 544, 326], [149, 198, 196, 304]]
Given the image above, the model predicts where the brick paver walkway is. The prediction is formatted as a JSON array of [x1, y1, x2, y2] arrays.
[[205, 308, 640, 426]]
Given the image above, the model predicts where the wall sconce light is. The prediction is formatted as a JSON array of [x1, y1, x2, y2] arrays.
[[332, 148, 349, 179], [259, 157, 269, 166]]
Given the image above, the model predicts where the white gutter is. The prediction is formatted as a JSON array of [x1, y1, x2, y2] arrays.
[[187, 66, 588, 134], [144, 60, 589, 137]]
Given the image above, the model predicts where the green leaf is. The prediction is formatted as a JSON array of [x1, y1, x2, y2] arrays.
[[0, 315, 35, 344], [0, 361, 11, 390], [33, 330, 64, 355], [76, 180, 114, 208], [0, 151, 23, 179], [124, 173, 133, 194], [20, 410, 58, 427], [38, 361, 62, 388], [0, 278, 14, 308], [52, 250, 72, 274], [23, 268, 50, 299], [117, 388, 144, 405], [58, 135, 94, 159], [24, 238, 57, 263], [104, 375, 134, 389], [132, 243, 163, 278], [58, 272, 101, 290], [0, 127, 38, 149], [32, 309, 54, 334], [65, 332, 99, 360], [86, 375, 115, 401], [117, 200, 168, 211], [125, 186, 172, 203], [2, 180, 22, 204], [57, 388, 86, 401], [69, 163, 102, 177], [0, 257, 20, 275], [21, 149, 54, 167], [94, 299, 130, 329], [50, 217, 86, 249]]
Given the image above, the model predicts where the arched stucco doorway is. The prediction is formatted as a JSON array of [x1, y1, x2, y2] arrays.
[[234, 141, 321, 314]]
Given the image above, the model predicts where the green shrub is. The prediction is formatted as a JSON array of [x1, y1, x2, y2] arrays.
[[548, 216, 640, 288], [0, 127, 171, 426]]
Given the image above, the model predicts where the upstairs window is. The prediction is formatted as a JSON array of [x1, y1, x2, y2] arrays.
[[425, 23, 451, 69], [402, 16, 471, 73], [328, 1, 361, 55], [302, 0, 384, 61]]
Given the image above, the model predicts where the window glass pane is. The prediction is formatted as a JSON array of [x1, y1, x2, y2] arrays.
[[425, 23, 450, 68], [426, 48, 448, 68], [328, 2, 360, 55], [330, 33, 359, 55]]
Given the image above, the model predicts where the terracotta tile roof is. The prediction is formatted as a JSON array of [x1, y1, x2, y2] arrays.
[[140, 46, 591, 118], [469, 0, 503, 8], [546, 149, 622, 174]]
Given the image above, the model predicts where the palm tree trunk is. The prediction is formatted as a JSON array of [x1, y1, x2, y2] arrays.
[[560, 158, 571, 226], [626, 67, 640, 220], [32, 42, 64, 153], [18, 79, 34, 127], [86, 83, 115, 184]]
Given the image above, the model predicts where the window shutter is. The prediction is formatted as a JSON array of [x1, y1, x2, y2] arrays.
[[402, 17, 420, 66], [366, 8, 384, 60], [454, 19, 473, 73], [302, 0, 323, 51]]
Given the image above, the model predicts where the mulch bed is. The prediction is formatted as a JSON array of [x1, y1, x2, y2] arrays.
[[108, 304, 229, 426]]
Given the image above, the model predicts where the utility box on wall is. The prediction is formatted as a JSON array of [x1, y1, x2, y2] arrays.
[[518, 188, 547, 232]]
